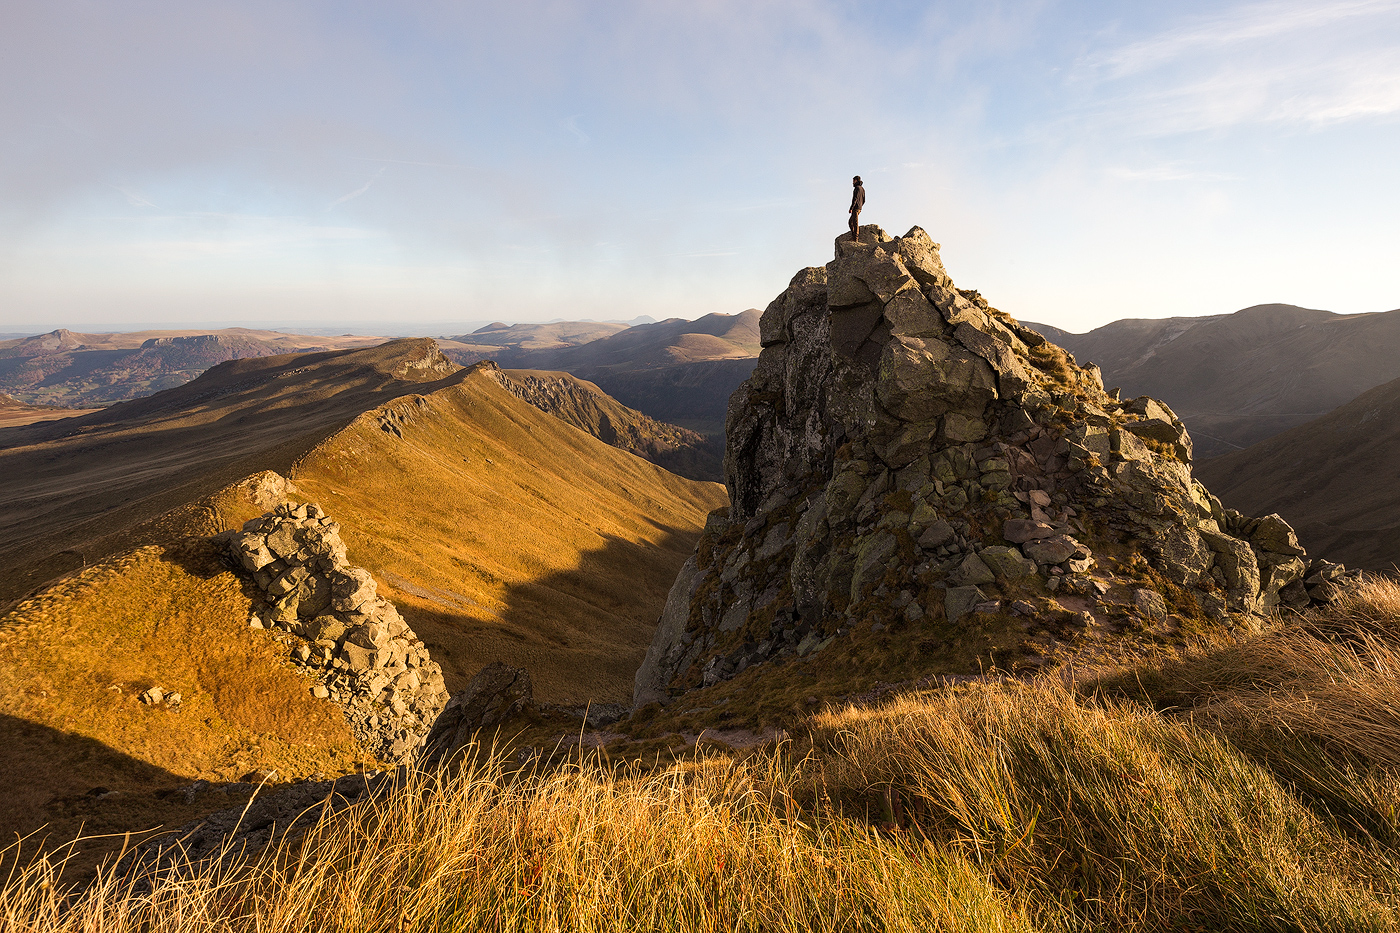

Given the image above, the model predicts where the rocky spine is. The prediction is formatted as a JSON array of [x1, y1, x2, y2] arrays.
[[635, 225, 1362, 708], [228, 501, 449, 761]]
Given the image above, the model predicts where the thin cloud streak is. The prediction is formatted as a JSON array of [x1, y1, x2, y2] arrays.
[[1091, 0, 1398, 78], [328, 169, 384, 210]]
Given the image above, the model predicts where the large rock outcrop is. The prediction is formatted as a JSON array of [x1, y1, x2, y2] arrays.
[[634, 225, 1361, 707], [228, 500, 449, 761]]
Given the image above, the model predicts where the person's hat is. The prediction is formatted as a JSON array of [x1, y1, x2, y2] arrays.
[[853, 175, 862, 184]]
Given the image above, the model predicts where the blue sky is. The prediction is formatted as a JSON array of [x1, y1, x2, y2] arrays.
[[2, 0, 1397, 334]]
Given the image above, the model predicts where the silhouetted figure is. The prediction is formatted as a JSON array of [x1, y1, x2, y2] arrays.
[[848, 176, 865, 241]]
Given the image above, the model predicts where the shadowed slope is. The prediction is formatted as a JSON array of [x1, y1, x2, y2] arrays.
[[1026, 305, 1400, 457], [1196, 373, 1400, 571], [288, 364, 727, 703], [496, 368, 724, 481]]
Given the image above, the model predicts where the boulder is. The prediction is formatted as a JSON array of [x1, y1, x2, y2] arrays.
[[979, 545, 1038, 580], [945, 585, 986, 622], [1250, 514, 1306, 556], [1022, 535, 1084, 566], [420, 662, 535, 766], [950, 552, 995, 587], [332, 569, 377, 611], [1002, 519, 1056, 545]]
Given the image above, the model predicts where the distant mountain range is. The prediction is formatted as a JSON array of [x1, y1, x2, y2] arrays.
[[4, 313, 762, 439], [1025, 304, 1400, 458], [0, 328, 384, 409], [439, 310, 762, 435]]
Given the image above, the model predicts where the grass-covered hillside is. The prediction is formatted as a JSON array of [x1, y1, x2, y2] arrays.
[[0, 350, 724, 881], [11, 579, 1400, 931]]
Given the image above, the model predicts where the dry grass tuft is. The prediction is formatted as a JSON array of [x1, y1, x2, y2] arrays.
[[10, 583, 1400, 931], [4, 752, 1030, 933]]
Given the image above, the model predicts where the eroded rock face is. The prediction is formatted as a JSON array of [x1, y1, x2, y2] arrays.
[[229, 501, 449, 762], [634, 225, 1363, 707]]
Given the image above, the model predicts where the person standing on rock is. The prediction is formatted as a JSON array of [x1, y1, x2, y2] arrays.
[[848, 175, 865, 241]]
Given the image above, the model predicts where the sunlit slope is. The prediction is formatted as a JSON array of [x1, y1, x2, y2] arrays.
[[289, 364, 728, 704], [0, 536, 363, 869], [0, 339, 458, 606]]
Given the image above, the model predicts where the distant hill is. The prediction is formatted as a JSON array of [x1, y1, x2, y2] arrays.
[[0, 328, 387, 409], [1195, 373, 1400, 571], [497, 369, 724, 482], [436, 320, 629, 360], [506, 311, 762, 435], [1023, 305, 1400, 457], [0, 392, 100, 428]]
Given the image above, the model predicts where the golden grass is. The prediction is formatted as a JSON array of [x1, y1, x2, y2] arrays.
[[12, 579, 1400, 931], [4, 754, 1031, 933], [0, 540, 365, 877], [289, 367, 726, 703]]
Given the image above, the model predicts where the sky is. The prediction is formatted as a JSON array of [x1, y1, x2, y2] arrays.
[[1, 0, 1398, 335]]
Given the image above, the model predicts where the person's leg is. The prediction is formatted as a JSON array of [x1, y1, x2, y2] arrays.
[[849, 211, 860, 240]]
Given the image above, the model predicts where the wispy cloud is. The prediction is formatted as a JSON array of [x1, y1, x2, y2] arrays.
[[1090, 0, 1397, 78], [1108, 163, 1236, 182], [1071, 0, 1400, 134], [328, 169, 384, 209], [113, 185, 157, 208]]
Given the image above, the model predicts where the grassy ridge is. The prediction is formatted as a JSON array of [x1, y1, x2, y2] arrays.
[[289, 366, 726, 702], [10, 581, 1400, 931]]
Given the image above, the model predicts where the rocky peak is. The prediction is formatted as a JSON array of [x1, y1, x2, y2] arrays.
[[635, 225, 1361, 708]]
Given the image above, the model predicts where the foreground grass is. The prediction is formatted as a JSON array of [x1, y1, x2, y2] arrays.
[[9, 581, 1400, 931]]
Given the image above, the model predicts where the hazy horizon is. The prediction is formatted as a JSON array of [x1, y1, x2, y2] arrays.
[[4, 1, 1398, 334]]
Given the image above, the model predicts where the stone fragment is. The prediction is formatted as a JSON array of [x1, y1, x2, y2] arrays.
[[950, 552, 996, 586], [916, 520, 956, 550], [1022, 535, 1084, 566], [851, 531, 898, 601], [877, 335, 997, 423], [332, 569, 377, 611], [1002, 519, 1056, 545], [1201, 530, 1261, 609], [979, 545, 1038, 580], [945, 585, 986, 622], [1250, 514, 1305, 556], [265, 525, 300, 559]]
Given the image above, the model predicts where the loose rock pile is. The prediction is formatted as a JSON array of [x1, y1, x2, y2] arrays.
[[228, 502, 449, 761], [634, 225, 1363, 707]]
